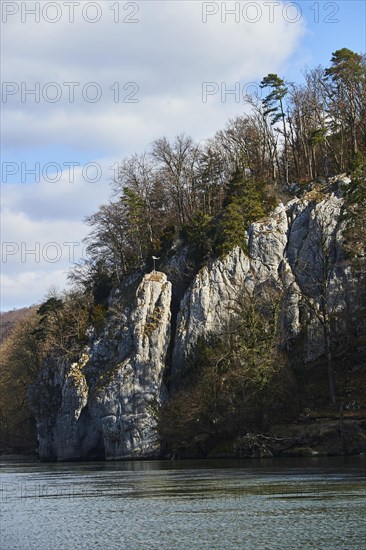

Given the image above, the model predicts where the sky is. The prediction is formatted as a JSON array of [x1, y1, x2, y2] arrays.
[[1, 0, 366, 310]]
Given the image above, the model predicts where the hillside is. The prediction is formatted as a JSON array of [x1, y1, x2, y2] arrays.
[[26, 177, 366, 460], [0, 306, 38, 345], [0, 306, 39, 453], [1, 47, 365, 459]]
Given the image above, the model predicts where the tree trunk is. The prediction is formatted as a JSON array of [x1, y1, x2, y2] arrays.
[[324, 322, 336, 404]]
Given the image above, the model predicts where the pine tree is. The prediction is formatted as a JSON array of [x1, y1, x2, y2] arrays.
[[324, 48, 366, 160], [260, 74, 289, 185]]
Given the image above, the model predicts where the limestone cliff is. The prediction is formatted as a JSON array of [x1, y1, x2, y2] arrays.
[[173, 177, 350, 374], [30, 272, 172, 460], [91, 271, 171, 459], [29, 176, 363, 460]]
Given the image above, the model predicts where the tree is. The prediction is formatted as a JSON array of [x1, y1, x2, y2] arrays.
[[325, 48, 366, 160], [122, 187, 152, 256], [83, 201, 138, 277], [182, 211, 214, 263], [159, 287, 296, 454], [216, 202, 248, 256], [260, 74, 289, 185], [152, 134, 201, 226], [195, 146, 226, 216], [215, 169, 268, 257], [34, 290, 90, 360], [343, 157, 366, 358], [0, 315, 41, 451], [113, 153, 168, 250], [287, 72, 329, 181], [292, 201, 347, 404], [344, 155, 366, 256]]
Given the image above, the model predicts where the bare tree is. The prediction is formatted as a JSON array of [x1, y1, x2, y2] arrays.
[[151, 134, 201, 226], [291, 200, 347, 403]]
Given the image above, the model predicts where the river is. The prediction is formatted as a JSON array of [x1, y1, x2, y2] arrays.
[[1, 456, 365, 549]]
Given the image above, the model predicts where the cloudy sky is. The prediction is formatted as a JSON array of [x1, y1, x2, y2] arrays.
[[1, 0, 365, 310]]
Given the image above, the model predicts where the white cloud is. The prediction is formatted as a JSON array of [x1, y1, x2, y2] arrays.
[[1, 270, 71, 310], [2, 1, 306, 149], [1, 1, 307, 309], [1, 162, 112, 309]]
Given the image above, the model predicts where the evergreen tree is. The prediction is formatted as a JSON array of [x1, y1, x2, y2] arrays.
[[325, 48, 366, 161], [260, 74, 289, 185], [216, 170, 266, 256]]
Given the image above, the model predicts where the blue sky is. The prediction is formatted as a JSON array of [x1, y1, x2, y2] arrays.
[[293, 1, 365, 74], [1, 0, 365, 310]]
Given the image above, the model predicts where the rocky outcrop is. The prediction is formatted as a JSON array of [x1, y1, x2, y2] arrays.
[[173, 177, 351, 374], [30, 176, 363, 460], [29, 272, 172, 460], [172, 247, 251, 374], [91, 272, 171, 459]]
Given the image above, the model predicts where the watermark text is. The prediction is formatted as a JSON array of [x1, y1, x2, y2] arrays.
[[1, 1, 140, 24]]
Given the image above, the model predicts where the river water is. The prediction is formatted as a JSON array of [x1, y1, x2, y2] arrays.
[[1, 457, 365, 549]]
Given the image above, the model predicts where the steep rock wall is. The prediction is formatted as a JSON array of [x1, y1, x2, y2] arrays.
[[91, 272, 172, 459], [173, 179, 350, 375], [30, 176, 358, 460], [30, 272, 171, 460]]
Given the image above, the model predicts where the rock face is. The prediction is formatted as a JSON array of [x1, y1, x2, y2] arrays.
[[91, 272, 171, 459], [173, 179, 350, 374], [30, 176, 360, 460], [30, 272, 172, 460]]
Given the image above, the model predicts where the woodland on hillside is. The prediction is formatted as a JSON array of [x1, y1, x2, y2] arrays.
[[1, 48, 365, 454]]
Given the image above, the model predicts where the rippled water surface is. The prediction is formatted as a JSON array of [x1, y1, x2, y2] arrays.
[[1, 457, 365, 549]]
